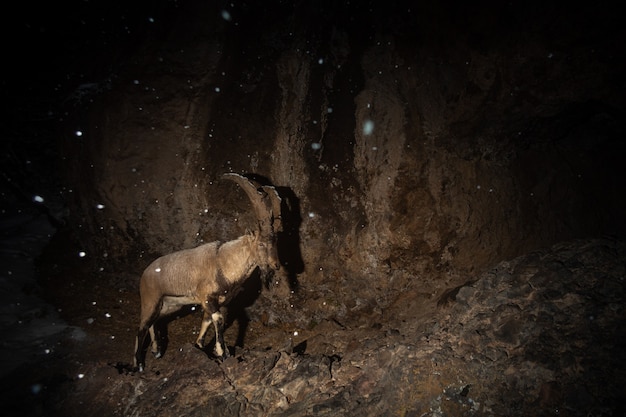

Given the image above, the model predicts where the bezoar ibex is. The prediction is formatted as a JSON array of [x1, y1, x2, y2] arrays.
[[133, 173, 282, 372]]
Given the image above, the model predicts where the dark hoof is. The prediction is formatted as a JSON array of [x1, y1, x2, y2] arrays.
[[211, 349, 229, 360], [219, 347, 231, 360]]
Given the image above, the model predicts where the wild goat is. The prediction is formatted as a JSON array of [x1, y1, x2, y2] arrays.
[[133, 173, 282, 371]]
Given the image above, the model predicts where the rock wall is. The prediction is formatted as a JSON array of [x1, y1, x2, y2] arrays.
[[62, 1, 626, 314]]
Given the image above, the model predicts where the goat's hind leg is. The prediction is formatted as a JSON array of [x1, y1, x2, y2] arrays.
[[135, 322, 161, 371], [148, 325, 162, 358], [134, 299, 162, 371], [134, 326, 149, 372]]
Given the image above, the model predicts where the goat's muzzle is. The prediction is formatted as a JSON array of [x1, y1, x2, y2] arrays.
[[265, 238, 280, 271], [259, 258, 280, 276], [265, 256, 281, 272]]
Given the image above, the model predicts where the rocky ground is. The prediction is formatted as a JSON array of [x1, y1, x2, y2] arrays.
[[1, 234, 624, 416]]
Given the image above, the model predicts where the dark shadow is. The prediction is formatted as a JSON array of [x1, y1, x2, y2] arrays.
[[244, 173, 304, 291], [225, 267, 263, 350], [436, 280, 477, 307], [150, 305, 199, 359], [274, 186, 304, 291], [293, 340, 307, 356], [192, 268, 265, 356]]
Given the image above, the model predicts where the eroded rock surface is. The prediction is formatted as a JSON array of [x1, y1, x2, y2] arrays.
[[61, 1, 626, 300], [34, 237, 623, 417]]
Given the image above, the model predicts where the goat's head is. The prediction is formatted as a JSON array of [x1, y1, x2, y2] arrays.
[[224, 173, 282, 273], [250, 230, 281, 273]]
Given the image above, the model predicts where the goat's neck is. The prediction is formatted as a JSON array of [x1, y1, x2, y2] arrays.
[[217, 235, 257, 284]]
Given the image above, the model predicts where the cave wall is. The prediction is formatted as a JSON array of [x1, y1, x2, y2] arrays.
[[63, 1, 626, 308]]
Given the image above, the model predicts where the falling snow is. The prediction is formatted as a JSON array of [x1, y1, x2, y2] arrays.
[[363, 120, 374, 135]]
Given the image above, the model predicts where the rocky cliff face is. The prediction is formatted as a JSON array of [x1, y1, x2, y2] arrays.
[[3, 1, 625, 416], [63, 1, 624, 312]]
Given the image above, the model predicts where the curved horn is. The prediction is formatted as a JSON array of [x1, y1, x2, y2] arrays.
[[222, 173, 281, 235], [262, 185, 283, 233]]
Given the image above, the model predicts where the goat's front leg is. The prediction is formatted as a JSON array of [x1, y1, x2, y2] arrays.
[[211, 310, 229, 359], [195, 310, 212, 349], [197, 298, 229, 359]]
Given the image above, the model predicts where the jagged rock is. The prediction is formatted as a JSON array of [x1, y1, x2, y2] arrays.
[[32, 238, 622, 416]]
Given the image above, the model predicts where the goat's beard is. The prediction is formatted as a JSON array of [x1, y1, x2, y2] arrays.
[[260, 267, 276, 289]]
